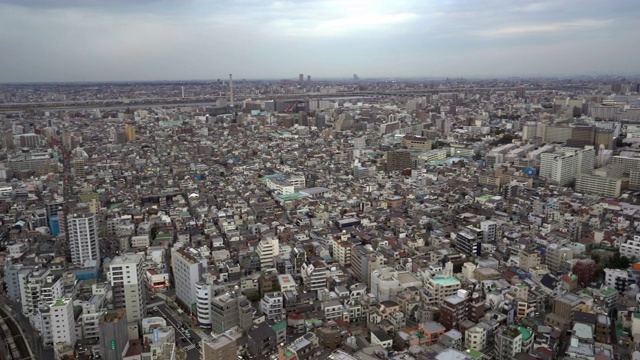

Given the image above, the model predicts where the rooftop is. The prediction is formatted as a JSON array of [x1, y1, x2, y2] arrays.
[[519, 326, 532, 341], [52, 298, 70, 307], [432, 275, 461, 286]]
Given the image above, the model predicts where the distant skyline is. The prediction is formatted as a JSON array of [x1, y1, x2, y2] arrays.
[[1, 0, 640, 83]]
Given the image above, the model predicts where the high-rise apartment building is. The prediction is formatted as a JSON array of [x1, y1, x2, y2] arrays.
[[47, 298, 77, 347], [68, 212, 100, 266], [350, 245, 385, 286], [576, 173, 622, 198], [424, 263, 461, 306], [99, 310, 129, 360], [439, 290, 484, 331], [172, 248, 205, 312], [210, 293, 253, 335], [480, 220, 497, 243], [539, 147, 595, 186], [195, 281, 212, 328], [124, 125, 136, 142], [72, 158, 85, 178], [545, 244, 573, 274], [455, 226, 483, 257], [20, 267, 63, 316], [108, 253, 145, 323], [386, 150, 412, 172]]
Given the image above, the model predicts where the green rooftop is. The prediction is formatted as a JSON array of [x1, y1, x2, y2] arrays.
[[432, 275, 460, 286], [602, 288, 618, 297], [467, 349, 482, 359], [52, 299, 68, 307], [519, 326, 532, 341], [466, 349, 482, 359], [278, 193, 303, 200], [271, 320, 286, 332]]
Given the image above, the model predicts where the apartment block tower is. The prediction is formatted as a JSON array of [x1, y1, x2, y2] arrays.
[[210, 293, 254, 335], [68, 212, 100, 266], [20, 267, 63, 316], [455, 226, 483, 257], [256, 234, 280, 270], [172, 248, 205, 312], [47, 298, 77, 347], [539, 147, 595, 186], [108, 253, 145, 323]]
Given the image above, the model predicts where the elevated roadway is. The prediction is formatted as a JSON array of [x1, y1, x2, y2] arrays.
[[0, 306, 34, 360]]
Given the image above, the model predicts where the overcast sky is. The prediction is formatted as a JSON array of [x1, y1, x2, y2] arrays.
[[1, 0, 639, 82]]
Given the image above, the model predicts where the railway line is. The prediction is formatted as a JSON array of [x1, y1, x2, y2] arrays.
[[0, 306, 33, 360]]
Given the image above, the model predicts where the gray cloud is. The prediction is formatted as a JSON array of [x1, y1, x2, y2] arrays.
[[0, 0, 639, 82]]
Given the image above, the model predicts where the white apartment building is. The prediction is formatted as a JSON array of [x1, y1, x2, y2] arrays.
[[576, 173, 622, 198], [480, 220, 497, 243], [301, 261, 328, 292], [20, 267, 63, 316], [172, 248, 204, 311], [256, 235, 279, 269], [423, 262, 461, 306], [620, 236, 640, 259], [108, 253, 145, 323], [322, 299, 344, 321], [48, 298, 77, 347], [604, 268, 628, 293], [465, 325, 487, 351], [195, 281, 212, 328], [68, 212, 100, 266], [540, 147, 595, 186], [260, 292, 284, 320]]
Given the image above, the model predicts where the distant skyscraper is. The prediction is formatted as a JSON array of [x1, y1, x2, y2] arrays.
[[307, 75, 311, 82], [299, 73, 304, 82], [124, 125, 135, 142], [229, 74, 234, 107], [353, 74, 360, 81]]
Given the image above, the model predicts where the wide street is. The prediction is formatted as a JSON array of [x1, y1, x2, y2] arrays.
[[154, 303, 203, 360]]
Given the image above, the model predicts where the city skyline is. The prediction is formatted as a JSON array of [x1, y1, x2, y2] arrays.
[[1, 0, 640, 83]]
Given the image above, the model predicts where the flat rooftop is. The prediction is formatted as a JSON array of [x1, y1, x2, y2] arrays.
[[432, 275, 461, 286]]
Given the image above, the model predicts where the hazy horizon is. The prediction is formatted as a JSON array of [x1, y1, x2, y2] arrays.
[[1, 0, 640, 83]]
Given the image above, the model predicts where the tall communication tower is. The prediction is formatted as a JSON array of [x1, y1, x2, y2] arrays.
[[229, 74, 234, 107]]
